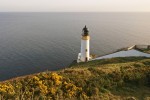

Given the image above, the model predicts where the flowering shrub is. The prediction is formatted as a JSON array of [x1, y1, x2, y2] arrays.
[[62, 81, 82, 97], [51, 72, 62, 86], [0, 83, 15, 96], [0, 57, 149, 99]]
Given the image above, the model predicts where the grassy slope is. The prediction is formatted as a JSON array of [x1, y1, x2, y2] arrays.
[[135, 48, 150, 54], [0, 57, 150, 100]]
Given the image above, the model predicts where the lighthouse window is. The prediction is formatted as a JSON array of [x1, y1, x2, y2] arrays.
[[86, 49, 88, 52]]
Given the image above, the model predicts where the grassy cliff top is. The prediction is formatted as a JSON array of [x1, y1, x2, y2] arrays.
[[135, 48, 150, 54], [0, 57, 150, 100]]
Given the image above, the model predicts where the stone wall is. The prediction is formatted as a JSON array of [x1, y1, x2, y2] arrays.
[[135, 45, 150, 49]]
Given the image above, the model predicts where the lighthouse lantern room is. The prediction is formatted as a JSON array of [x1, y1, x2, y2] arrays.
[[77, 26, 91, 63]]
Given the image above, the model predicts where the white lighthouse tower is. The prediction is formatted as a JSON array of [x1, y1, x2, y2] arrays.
[[77, 26, 90, 63]]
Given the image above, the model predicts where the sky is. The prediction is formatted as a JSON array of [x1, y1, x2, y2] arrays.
[[0, 0, 150, 12]]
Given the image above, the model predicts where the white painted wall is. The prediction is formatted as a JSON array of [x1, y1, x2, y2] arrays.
[[135, 45, 148, 49], [80, 39, 90, 61]]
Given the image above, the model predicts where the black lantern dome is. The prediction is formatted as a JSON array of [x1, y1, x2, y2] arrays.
[[82, 25, 89, 36]]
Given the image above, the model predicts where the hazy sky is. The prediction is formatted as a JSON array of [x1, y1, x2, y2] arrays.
[[0, 0, 150, 12]]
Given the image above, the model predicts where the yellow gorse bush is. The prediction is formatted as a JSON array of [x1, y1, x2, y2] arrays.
[[51, 72, 62, 86], [0, 83, 15, 95], [39, 83, 48, 94], [32, 76, 48, 94], [33, 76, 39, 81], [49, 87, 56, 95], [15, 82, 22, 89], [63, 81, 82, 97], [0, 57, 149, 99], [81, 92, 89, 99], [31, 73, 63, 95]]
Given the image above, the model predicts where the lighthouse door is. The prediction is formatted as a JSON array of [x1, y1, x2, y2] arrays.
[[85, 57, 88, 62]]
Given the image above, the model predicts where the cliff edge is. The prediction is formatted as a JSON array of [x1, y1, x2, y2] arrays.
[[0, 57, 150, 100]]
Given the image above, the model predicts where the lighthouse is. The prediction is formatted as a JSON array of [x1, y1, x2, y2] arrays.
[[77, 26, 90, 63]]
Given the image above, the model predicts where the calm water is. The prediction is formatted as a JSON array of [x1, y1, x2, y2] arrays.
[[0, 12, 150, 81]]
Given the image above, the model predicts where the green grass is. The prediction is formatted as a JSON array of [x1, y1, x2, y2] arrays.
[[0, 57, 150, 100], [70, 57, 149, 68], [136, 48, 150, 54]]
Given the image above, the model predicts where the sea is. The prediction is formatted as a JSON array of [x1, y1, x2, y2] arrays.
[[0, 12, 150, 81]]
